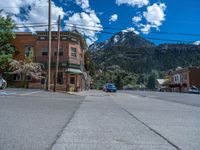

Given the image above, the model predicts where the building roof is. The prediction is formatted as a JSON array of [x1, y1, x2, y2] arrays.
[[169, 67, 200, 75], [15, 31, 87, 49], [15, 32, 34, 36], [156, 79, 166, 85]]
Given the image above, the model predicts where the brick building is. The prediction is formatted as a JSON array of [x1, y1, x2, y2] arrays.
[[169, 67, 200, 93], [12, 31, 87, 92]]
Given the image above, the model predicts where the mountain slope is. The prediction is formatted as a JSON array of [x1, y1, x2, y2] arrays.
[[90, 32, 200, 73], [89, 30, 155, 51]]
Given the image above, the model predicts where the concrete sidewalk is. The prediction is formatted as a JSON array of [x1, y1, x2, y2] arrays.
[[52, 92, 177, 150]]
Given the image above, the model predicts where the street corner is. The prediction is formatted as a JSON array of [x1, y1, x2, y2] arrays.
[[0, 88, 42, 97]]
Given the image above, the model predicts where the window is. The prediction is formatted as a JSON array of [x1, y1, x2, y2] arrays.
[[25, 46, 33, 57], [62, 37, 67, 40], [39, 36, 46, 40], [174, 74, 181, 83], [26, 75, 32, 81], [71, 47, 77, 57], [42, 47, 48, 56], [41, 78, 45, 84], [57, 72, 64, 84], [14, 74, 21, 81], [54, 48, 64, 56], [70, 76, 75, 84], [71, 38, 77, 42]]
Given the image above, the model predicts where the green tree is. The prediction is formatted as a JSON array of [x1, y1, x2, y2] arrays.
[[147, 74, 156, 90], [115, 74, 123, 89], [85, 50, 96, 76], [0, 11, 15, 74]]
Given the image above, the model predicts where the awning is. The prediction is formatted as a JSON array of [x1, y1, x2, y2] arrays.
[[65, 68, 83, 74]]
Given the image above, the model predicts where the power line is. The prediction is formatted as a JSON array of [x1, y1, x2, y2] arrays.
[[1, 18, 200, 37], [63, 24, 196, 43], [64, 23, 200, 37], [151, 31, 200, 37], [14, 22, 57, 25], [0, 23, 197, 43], [15, 24, 57, 28], [0, 5, 57, 9]]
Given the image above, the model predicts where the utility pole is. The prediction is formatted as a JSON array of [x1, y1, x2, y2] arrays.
[[54, 15, 61, 92], [47, 0, 51, 91]]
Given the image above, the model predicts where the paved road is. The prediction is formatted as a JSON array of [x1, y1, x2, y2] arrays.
[[0, 88, 84, 150], [52, 91, 200, 150], [1, 89, 200, 150], [121, 90, 200, 107]]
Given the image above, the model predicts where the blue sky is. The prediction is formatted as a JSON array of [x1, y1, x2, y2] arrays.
[[1, 0, 200, 45], [92, 0, 200, 44]]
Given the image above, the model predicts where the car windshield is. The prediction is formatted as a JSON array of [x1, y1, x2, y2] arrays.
[[107, 84, 115, 88]]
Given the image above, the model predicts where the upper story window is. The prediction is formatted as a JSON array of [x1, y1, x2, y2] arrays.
[[39, 36, 46, 40], [62, 36, 67, 40], [173, 74, 181, 83], [71, 38, 77, 42], [71, 47, 77, 57], [42, 47, 48, 56], [54, 47, 64, 56], [25, 46, 34, 57]]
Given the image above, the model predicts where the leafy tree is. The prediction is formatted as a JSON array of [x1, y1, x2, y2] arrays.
[[10, 59, 44, 88], [115, 74, 123, 89], [85, 50, 96, 76], [0, 11, 15, 74], [146, 74, 156, 90]]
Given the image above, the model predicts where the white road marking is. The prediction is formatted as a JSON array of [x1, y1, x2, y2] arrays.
[[128, 94, 139, 98], [19, 91, 41, 96], [0, 92, 16, 95], [148, 95, 158, 98]]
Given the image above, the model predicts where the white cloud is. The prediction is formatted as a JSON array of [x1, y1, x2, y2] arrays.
[[65, 11, 103, 45], [139, 24, 151, 34], [1, 0, 65, 32], [133, 3, 167, 34], [2, 0, 102, 45], [116, 0, 149, 8], [122, 27, 139, 34], [194, 41, 200, 45], [75, 0, 90, 11], [132, 16, 142, 23], [109, 14, 118, 24], [143, 3, 166, 27]]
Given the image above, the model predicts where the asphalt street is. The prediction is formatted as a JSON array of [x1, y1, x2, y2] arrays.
[[121, 90, 200, 107], [0, 88, 84, 150], [1, 89, 200, 150]]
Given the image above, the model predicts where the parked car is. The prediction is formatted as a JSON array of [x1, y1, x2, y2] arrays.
[[188, 86, 199, 94], [0, 77, 7, 89], [103, 83, 117, 92]]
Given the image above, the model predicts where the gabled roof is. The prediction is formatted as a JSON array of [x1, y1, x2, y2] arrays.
[[156, 79, 166, 85]]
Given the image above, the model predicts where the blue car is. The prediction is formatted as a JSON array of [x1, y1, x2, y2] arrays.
[[103, 83, 117, 92]]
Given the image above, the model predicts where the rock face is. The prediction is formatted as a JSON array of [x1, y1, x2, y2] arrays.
[[89, 30, 155, 51], [89, 31, 200, 73]]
